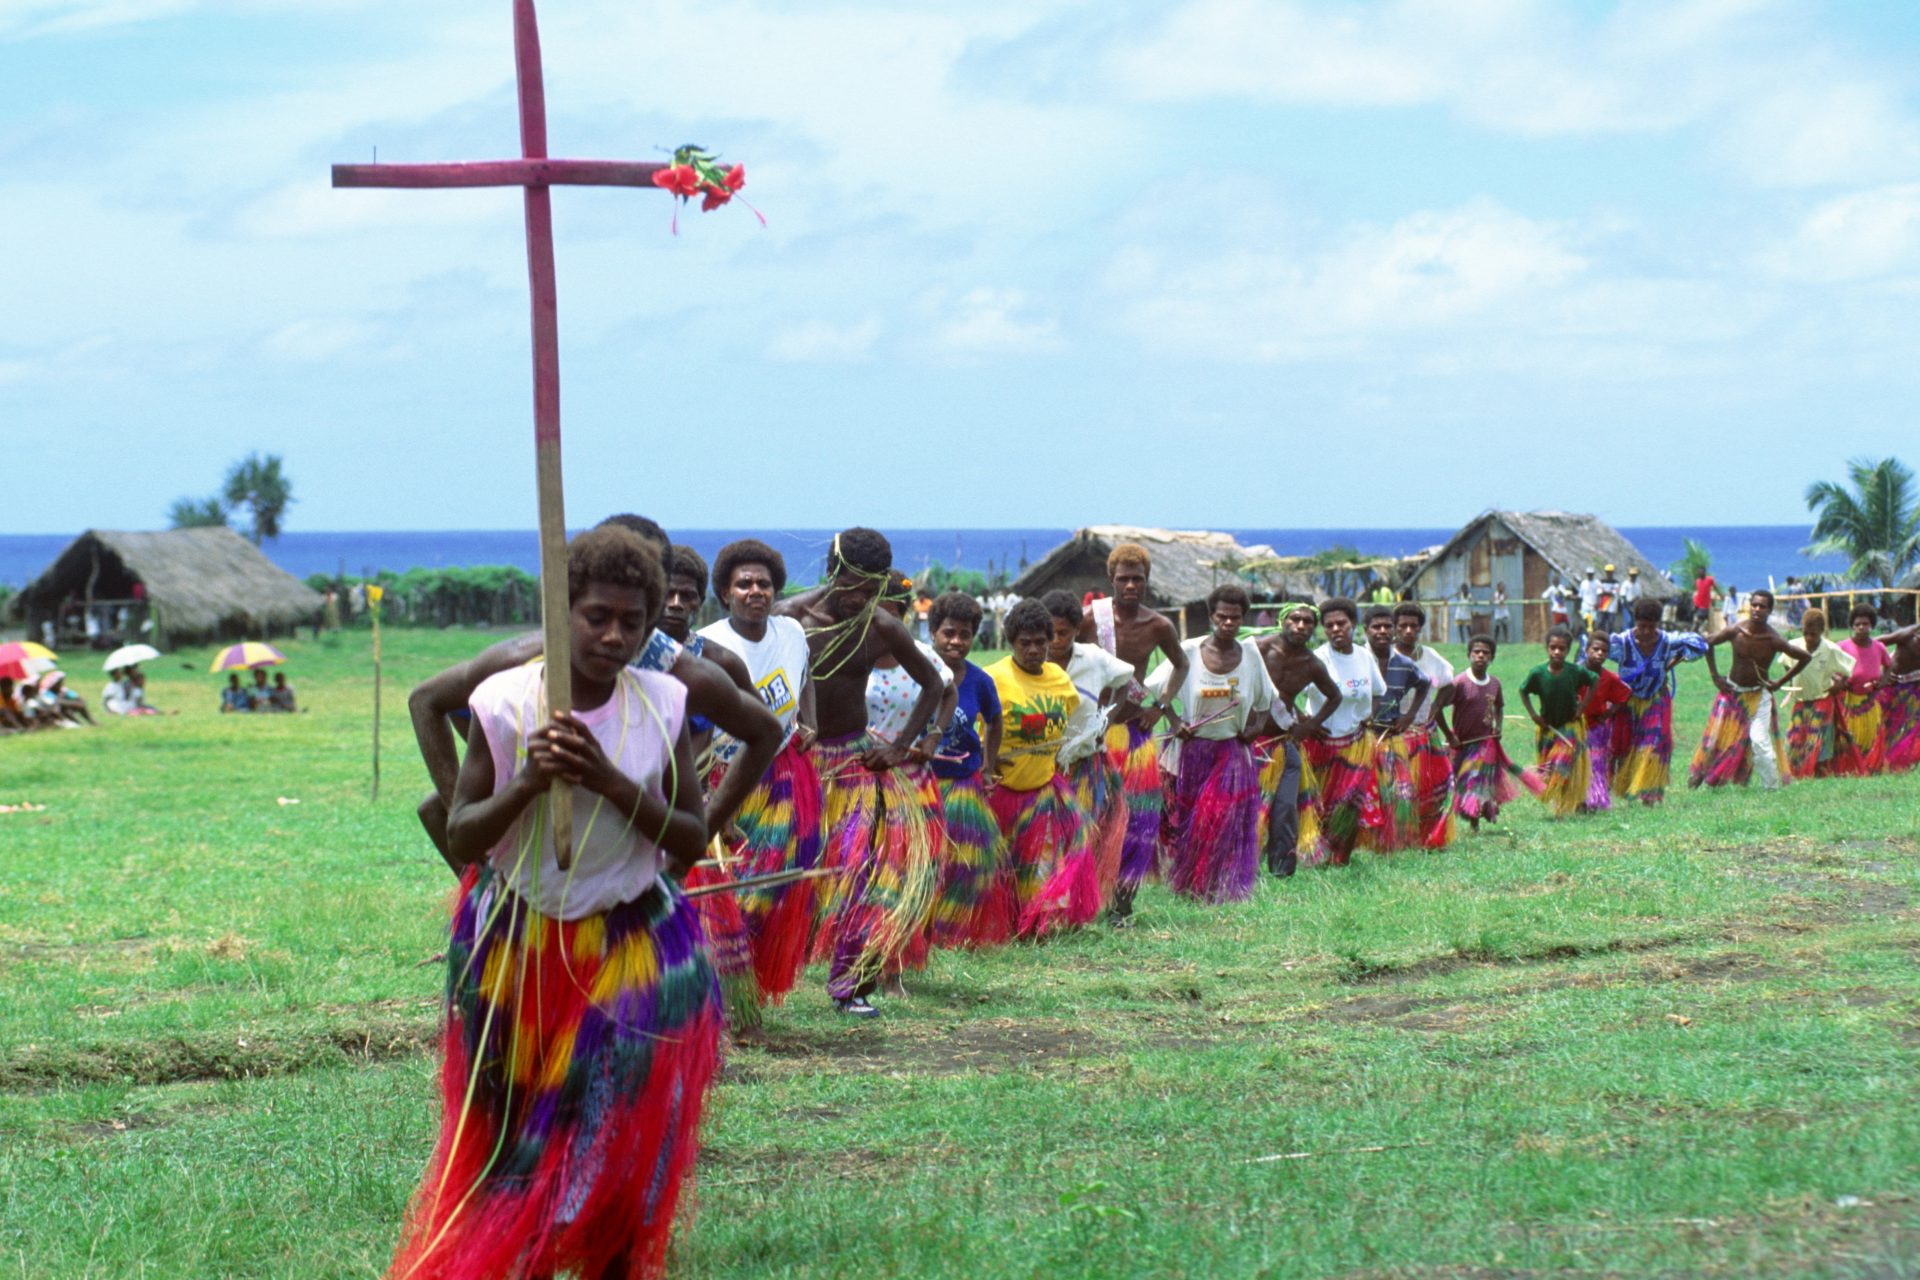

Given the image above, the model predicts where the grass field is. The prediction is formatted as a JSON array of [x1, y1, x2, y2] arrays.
[[2, 626, 1917, 1278]]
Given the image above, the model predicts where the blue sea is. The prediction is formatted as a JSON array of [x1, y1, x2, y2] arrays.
[[0, 525, 1850, 595]]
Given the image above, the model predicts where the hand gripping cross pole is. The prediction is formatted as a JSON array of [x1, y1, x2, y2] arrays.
[[334, 0, 669, 869]]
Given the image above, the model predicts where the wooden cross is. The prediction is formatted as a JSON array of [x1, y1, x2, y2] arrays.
[[333, 0, 669, 869]]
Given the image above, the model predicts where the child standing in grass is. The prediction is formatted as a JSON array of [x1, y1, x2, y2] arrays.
[[1607, 597, 1711, 805], [1577, 636, 1631, 812], [924, 591, 1006, 948], [391, 526, 719, 1280], [1835, 604, 1890, 775], [1784, 607, 1855, 780], [1520, 628, 1598, 818], [1444, 635, 1521, 832]]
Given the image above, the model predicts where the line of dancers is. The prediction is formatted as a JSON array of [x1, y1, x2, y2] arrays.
[[383, 519, 1918, 1279]]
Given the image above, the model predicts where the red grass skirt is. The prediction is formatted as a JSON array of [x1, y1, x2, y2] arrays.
[[1687, 689, 1787, 790], [1881, 679, 1920, 773], [1302, 731, 1382, 866], [1066, 750, 1129, 913], [387, 868, 721, 1280], [685, 860, 759, 1030], [1408, 726, 1455, 848], [1163, 736, 1261, 903], [724, 738, 825, 1004], [987, 776, 1092, 939]]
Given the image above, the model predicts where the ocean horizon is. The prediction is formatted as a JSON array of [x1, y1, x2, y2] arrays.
[[0, 525, 1852, 597]]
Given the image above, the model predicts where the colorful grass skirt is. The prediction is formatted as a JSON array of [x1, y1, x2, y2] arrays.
[[810, 734, 940, 999], [1835, 688, 1886, 776], [1066, 749, 1130, 911], [1532, 725, 1591, 818], [724, 737, 825, 1004], [1365, 730, 1418, 852], [1882, 678, 1920, 773], [1163, 736, 1260, 903], [1612, 691, 1675, 806], [388, 868, 722, 1280], [1105, 719, 1165, 888], [1407, 726, 1455, 848], [987, 775, 1093, 939], [1786, 694, 1843, 780], [1452, 738, 1523, 823], [1302, 731, 1382, 866], [1687, 688, 1787, 790], [931, 772, 1005, 948]]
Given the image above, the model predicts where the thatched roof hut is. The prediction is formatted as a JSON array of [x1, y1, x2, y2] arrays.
[[1402, 510, 1676, 644], [1011, 526, 1334, 634], [9, 528, 323, 648]]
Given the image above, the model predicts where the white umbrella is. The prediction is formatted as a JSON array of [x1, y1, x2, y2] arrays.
[[103, 643, 162, 672]]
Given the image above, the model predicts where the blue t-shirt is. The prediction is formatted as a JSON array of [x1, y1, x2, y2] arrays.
[[1370, 650, 1431, 727], [931, 662, 1002, 780]]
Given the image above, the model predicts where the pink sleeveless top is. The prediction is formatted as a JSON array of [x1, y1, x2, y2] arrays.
[[470, 662, 687, 920]]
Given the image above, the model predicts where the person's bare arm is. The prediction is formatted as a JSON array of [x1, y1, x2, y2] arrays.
[[1771, 638, 1812, 692], [1296, 659, 1342, 740], [700, 641, 756, 696], [794, 669, 818, 751], [1391, 679, 1428, 737], [446, 714, 550, 867], [537, 711, 708, 874], [864, 615, 944, 770], [408, 631, 542, 806], [677, 655, 781, 835], [1702, 625, 1739, 691], [911, 681, 958, 765], [984, 699, 1003, 780], [1151, 617, 1189, 731]]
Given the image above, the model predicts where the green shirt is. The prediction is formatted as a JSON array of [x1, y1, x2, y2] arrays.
[[1520, 662, 1597, 728]]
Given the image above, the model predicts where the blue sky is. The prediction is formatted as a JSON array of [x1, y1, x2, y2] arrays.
[[5, 0, 1920, 533]]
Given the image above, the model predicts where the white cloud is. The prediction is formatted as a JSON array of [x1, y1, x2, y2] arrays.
[[929, 287, 1062, 356], [767, 316, 881, 363], [260, 317, 374, 362], [1110, 200, 1585, 361], [1761, 184, 1920, 283]]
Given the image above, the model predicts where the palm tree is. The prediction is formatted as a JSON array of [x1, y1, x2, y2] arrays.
[[167, 495, 228, 529], [1803, 456, 1920, 587], [222, 453, 295, 545], [1669, 537, 1712, 586]]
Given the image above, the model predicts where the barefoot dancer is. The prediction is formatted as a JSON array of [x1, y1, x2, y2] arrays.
[[1300, 598, 1387, 866], [1151, 585, 1275, 903], [778, 528, 944, 1017], [1044, 590, 1138, 916], [1607, 597, 1710, 805], [1520, 628, 1598, 817], [1690, 589, 1809, 791], [388, 526, 720, 1280], [696, 538, 825, 1006], [1392, 602, 1456, 848], [1784, 608, 1856, 780], [1836, 604, 1891, 775], [1080, 542, 1188, 922], [1577, 634, 1631, 811], [1254, 603, 1341, 877], [924, 591, 1006, 948], [1443, 635, 1521, 832], [1364, 606, 1429, 850]]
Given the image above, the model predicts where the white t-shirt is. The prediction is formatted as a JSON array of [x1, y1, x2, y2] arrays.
[[697, 616, 811, 759], [864, 641, 950, 745], [470, 662, 686, 920], [1305, 642, 1386, 738], [1578, 578, 1600, 612], [1400, 645, 1456, 730], [1146, 637, 1276, 772], [1620, 577, 1642, 603], [102, 679, 136, 715], [1061, 641, 1135, 766]]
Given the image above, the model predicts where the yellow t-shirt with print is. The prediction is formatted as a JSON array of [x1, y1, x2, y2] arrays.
[[985, 657, 1080, 792]]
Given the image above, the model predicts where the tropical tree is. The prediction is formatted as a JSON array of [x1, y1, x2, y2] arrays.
[[167, 495, 229, 529], [1669, 537, 1712, 586], [1803, 456, 1920, 587], [223, 452, 295, 545]]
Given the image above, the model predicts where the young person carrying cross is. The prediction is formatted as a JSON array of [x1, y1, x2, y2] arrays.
[[1079, 542, 1189, 924], [777, 527, 944, 1017]]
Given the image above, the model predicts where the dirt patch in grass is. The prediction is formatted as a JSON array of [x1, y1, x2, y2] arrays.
[[1309, 994, 1489, 1033], [1638, 952, 1780, 984], [746, 1018, 1103, 1077], [0, 1015, 436, 1091]]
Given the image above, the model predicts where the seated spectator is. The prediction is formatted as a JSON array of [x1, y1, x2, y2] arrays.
[[127, 667, 164, 715], [220, 673, 251, 713], [249, 667, 272, 710], [268, 672, 297, 713], [102, 668, 138, 716], [41, 673, 95, 727], [0, 678, 28, 734]]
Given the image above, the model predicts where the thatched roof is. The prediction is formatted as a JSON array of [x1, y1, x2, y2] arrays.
[[1011, 526, 1324, 605], [9, 528, 323, 642], [1408, 510, 1680, 600]]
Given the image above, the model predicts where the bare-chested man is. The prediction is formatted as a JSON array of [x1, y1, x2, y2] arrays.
[[775, 526, 944, 1016], [1689, 588, 1810, 790], [408, 515, 780, 873], [1077, 541, 1189, 922], [1876, 619, 1920, 772], [1254, 603, 1341, 877]]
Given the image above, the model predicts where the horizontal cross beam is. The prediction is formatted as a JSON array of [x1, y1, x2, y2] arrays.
[[331, 158, 668, 189]]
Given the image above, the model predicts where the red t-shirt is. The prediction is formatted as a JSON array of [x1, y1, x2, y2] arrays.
[[1692, 576, 1715, 609], [1579, 667, 1632, 727]]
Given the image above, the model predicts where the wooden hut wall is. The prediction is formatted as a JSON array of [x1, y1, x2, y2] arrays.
[[1411, 517, 1548, 645]]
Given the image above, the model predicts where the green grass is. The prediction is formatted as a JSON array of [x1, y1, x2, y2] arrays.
[[2, 628, 1917, 1278]]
